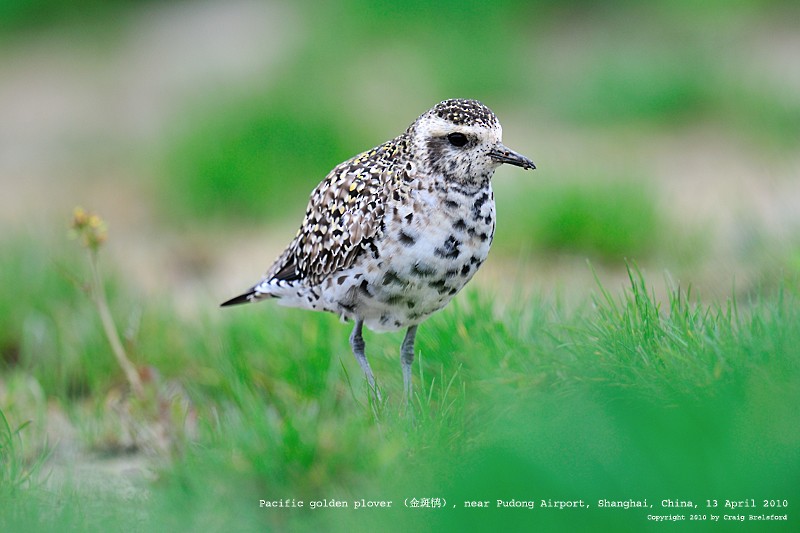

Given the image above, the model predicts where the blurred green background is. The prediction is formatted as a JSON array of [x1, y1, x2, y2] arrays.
[[2, 0, 799, 285], [1, 0, 799, 531]]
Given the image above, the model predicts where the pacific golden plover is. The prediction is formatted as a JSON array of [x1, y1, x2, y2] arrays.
[[222, 99, 535, 401]]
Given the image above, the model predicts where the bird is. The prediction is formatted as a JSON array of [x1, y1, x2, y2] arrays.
[[222, 98, 535, 402]]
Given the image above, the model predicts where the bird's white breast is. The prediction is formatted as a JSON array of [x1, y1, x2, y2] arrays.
[[318, 181, 496, 331]]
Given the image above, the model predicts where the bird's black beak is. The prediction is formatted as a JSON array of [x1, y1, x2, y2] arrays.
[[489, 143, 536, 170]]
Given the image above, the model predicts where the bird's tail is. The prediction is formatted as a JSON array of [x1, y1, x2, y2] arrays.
[[222, 278, 287, 307], [220, 289, 260, 307]]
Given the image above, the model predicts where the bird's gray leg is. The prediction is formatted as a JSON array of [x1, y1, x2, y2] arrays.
[[349, 319, 381, 401], [400, 325, 418, 403]]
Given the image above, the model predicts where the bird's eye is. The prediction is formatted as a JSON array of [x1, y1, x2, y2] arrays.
[[447, 132, 468, 147]]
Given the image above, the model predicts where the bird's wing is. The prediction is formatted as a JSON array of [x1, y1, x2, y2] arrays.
[[266, 154, 397, 287]]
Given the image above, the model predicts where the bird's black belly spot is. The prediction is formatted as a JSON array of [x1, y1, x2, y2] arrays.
[[434, 234, 461, 260], [428, 278, 447, 293], [398, 230, 416, 246], [412, 262, 437, 278], [358, 279, 373, 297], [472, 191, 489, 217], [385, 293, 406, 306], [382, 269, 404, 286]]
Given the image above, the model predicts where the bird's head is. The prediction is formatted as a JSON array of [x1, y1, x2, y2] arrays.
[[407, 99, 535, 187]]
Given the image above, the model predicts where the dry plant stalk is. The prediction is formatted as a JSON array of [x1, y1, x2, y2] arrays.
[[70, 207, 144, 398]]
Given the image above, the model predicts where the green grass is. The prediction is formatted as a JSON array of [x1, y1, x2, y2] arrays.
[[495, 178, 662, 261], [162, 91, 373, 225], [1, 232, 798, 531], [0, 409, 33, 494], [0, 0, 133, 35], [550, 46, 712, 126], [0, 235, 138, 400]]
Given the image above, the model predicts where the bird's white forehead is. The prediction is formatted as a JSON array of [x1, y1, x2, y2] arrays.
[[413, 115, 503, 143]]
